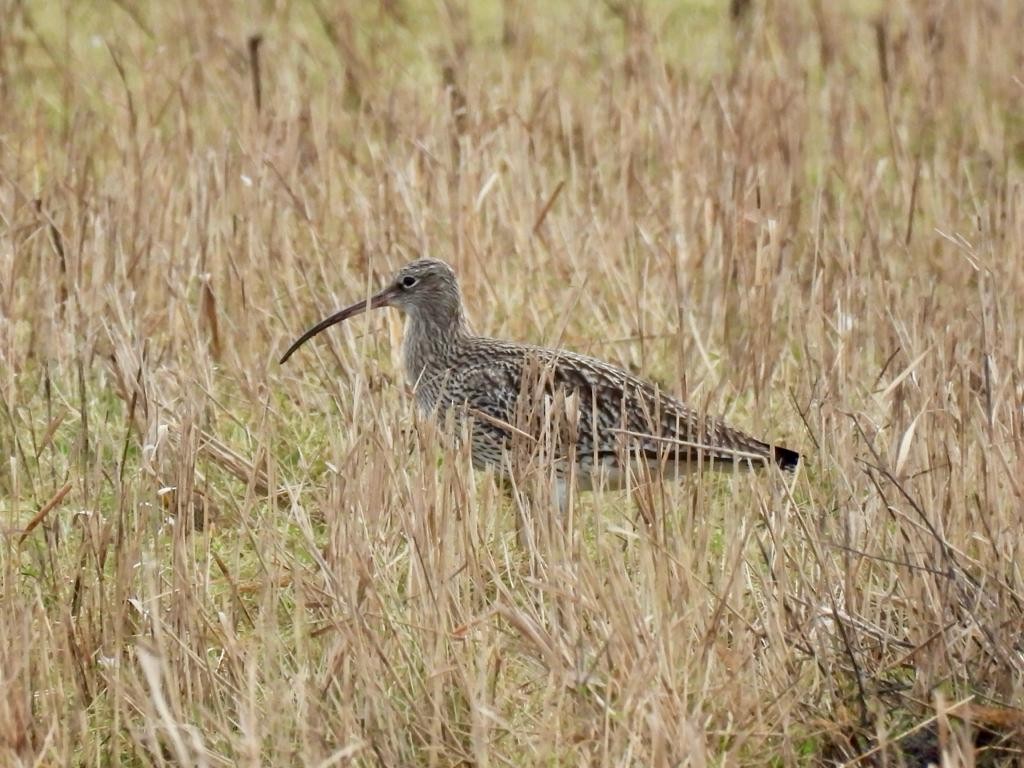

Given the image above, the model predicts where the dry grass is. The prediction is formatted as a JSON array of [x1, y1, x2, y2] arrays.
[[2, 0, 1023, 764]]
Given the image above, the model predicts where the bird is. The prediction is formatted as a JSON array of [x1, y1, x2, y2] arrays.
[[280, 258, 799, 504]]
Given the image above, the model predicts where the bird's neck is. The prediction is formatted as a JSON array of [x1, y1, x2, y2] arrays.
[[402, 305, 472, 392]]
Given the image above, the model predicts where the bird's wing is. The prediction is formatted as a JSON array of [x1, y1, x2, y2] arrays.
[[529, 345, 778, 465], [446, 340, 791, 468]]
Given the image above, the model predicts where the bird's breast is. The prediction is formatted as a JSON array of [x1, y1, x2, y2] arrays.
[[405, 362, 451, 414]]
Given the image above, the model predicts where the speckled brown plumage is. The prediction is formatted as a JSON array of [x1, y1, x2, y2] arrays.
[[281, 258, 800, 489]]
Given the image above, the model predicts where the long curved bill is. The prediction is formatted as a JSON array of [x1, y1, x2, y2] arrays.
[[279, 284, 398, 364]]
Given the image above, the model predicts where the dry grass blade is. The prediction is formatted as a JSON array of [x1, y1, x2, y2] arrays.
[[16, 481, 73, 544]]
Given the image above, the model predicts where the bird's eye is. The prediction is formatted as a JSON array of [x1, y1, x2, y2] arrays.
[[401, 275, 418, 288]]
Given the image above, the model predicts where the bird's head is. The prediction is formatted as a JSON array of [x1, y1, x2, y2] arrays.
[[386, 258, 461, 315], [279, 258, 465, 364]]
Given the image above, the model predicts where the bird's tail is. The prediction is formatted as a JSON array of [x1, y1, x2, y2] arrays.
[[771, 445, 801, 472]]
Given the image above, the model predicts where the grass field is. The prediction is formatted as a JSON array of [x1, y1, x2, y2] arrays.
[[2, 0, 1023, 764]]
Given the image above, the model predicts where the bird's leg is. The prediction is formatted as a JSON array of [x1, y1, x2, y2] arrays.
[[506, 469, 573, 577], [539, 475, 570, 557], [553, 478, 570, 518]]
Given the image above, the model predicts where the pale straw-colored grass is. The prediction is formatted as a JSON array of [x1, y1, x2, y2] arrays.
[[2, 1, 1022, 764]]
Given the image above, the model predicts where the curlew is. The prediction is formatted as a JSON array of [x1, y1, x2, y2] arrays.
[[280, 259, 799, 503]]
